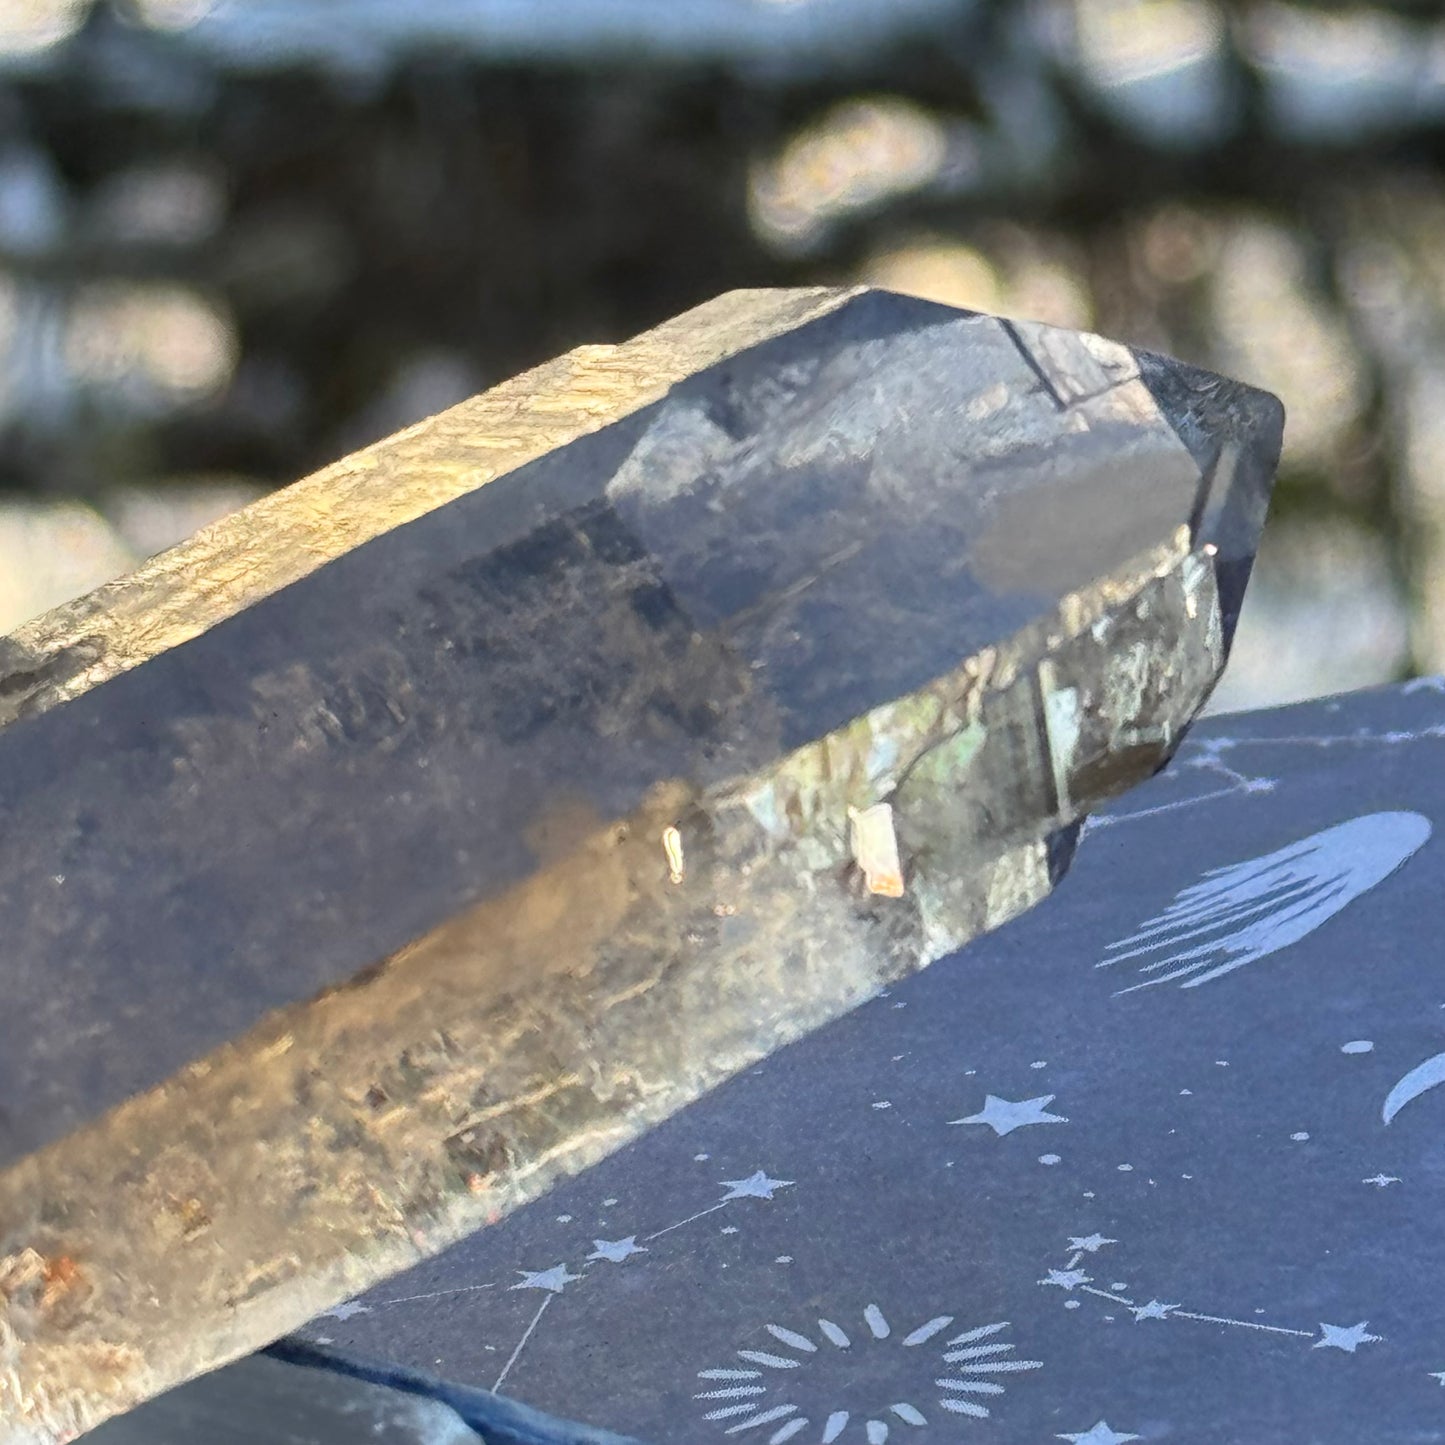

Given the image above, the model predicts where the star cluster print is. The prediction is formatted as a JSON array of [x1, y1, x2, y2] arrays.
[[295, 689, 1445, 1445]]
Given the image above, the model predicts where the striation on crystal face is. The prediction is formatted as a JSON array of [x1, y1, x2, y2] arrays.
[[0, 289, 1282, 1443]]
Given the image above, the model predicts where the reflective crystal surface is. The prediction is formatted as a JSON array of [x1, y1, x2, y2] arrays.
[[0, 289, 1281, 1442]]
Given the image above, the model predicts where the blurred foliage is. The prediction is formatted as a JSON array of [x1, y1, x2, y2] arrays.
[[2, 0, 1445, 702]]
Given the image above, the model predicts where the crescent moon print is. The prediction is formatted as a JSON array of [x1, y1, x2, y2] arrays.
[[1383, 1052, 1445, 1125], [1098, 812, 1431, 992]]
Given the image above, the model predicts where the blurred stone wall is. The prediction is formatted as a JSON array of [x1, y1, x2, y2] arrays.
[[1, 0, 1443, 709]]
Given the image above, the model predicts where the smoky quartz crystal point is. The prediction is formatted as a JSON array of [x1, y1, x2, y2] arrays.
[[0, 289, 1282, 1442]]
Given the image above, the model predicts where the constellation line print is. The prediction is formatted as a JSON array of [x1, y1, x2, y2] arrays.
[[646, 1200, 737, 1241], [696, 1304, 1042, 1443], [1083, 706, 1445, 837], [494, 1291, 556, 1391], [1041, 1236, 1381, 1353], [314, 1167, 794, 1391], [1080, 738, 1278, 836]]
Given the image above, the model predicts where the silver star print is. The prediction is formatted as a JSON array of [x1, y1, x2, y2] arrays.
[[720, 1170, 793, 1201], [587, 1236, 646, 1264], [317, 1300, 370, 1321], [1314, 1321, 1381, 1352], [951, 1094, 1068, 1136], [1041, 1268, 1092, 1291], [511, 1264, 583, 1294], [1057, 1423, 1140, 1445], [1068, 1234, 1117, 1253], [1130, 1299, 1178, 1322]]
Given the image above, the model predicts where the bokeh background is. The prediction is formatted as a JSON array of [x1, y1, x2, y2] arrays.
[[0, 0, 1440, 711]]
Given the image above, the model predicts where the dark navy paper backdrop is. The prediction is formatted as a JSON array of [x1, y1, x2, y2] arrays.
[[299, 681, 1445, 1445]]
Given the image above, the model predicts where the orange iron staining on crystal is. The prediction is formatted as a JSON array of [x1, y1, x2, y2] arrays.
[[850, 803, 905, 898]]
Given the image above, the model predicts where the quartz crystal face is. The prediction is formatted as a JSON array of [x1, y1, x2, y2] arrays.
[[0, 289, 1281, 1443]]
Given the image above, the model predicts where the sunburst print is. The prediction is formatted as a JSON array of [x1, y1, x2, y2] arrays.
[[695, 1305, 1042, 1442]]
